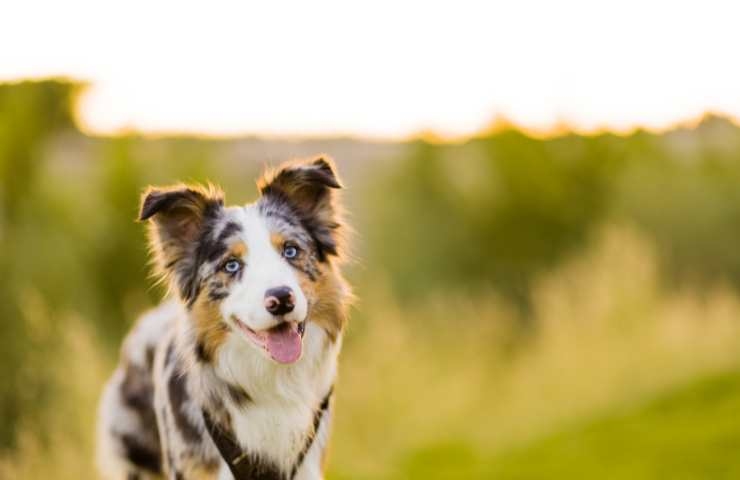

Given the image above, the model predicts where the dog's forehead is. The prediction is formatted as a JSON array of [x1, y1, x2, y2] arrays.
[[224, 200, 308, 240], [218, 203, 296, 245], [220, 204, 270, 244]]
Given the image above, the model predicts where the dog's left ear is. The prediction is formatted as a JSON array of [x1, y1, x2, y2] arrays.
[[258, 156, 343, 259]]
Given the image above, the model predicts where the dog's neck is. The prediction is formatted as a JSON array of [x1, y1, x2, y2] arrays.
[[177, 315, 340, 475], [200, 383, 334, 480], [177, 314, 340, 407]]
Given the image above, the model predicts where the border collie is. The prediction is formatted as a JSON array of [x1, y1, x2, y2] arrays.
[[97, 157, 351, 480]]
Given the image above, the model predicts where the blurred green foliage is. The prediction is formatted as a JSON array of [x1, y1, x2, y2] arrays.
[[1, 79, 740, 478], [396, 371, 740, 480], [496, 370, 740, 480], [362, 122, 740, 304], [0, 80, 80, 446]]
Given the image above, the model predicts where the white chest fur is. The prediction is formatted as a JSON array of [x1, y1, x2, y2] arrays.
[[213, 322, 339, 474]]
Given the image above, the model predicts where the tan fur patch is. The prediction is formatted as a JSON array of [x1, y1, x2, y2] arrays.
[[230, 241, 248, 259], [191, 294, 229, 362], [190, 241, 247, 361], [178, 459, 220, 480], [270, 232, 286, 253], [300, 263, 351, 342]]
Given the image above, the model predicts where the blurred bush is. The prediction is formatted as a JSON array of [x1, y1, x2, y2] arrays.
[[360, 122, 740, 304]]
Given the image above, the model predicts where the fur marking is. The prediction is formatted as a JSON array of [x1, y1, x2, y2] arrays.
[[202, 388, 333, 480], [202, 409, 283, 480], [167, 370, 201, 443], [119, 432, 161, 474]]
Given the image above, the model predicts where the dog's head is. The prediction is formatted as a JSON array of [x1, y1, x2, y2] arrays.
[[140, 157, 349, 364]]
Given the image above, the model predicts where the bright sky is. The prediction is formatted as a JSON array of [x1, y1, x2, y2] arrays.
[[2, 0, 740, 138]]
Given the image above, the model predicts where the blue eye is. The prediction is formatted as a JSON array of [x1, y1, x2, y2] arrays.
[[223, 259, 242, 274], [283, 245, 299, 259]]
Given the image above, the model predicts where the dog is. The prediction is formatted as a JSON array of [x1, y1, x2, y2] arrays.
[[96, 157, 351, 480]]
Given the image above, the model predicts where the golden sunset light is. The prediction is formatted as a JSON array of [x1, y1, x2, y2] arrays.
[[3, 0, 740, 138]]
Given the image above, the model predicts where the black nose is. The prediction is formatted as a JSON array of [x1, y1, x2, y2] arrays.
[[264, 286, 295, 316]]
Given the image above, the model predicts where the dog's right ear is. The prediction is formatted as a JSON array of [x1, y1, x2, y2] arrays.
[[139, 184, 224, 299], [257, 157, 344, 260]]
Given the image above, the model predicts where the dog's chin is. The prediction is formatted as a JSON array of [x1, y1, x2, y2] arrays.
[[231, 316, 306, 364]]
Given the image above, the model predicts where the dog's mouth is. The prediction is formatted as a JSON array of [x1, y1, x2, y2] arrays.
[[232, 316, 306, 364]]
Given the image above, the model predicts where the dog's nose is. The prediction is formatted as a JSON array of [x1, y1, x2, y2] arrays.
[[264, 286, 295, 316]]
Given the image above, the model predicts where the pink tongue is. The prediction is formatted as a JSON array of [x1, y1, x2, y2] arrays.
[[265, 323, 302, 364]]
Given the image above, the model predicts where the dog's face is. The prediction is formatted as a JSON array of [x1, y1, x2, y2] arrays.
[[140, 158, 348, 365]]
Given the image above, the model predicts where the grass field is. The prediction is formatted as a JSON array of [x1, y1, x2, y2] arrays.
[[491, 370, 740, 480], [395, 370, 740, 480]]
